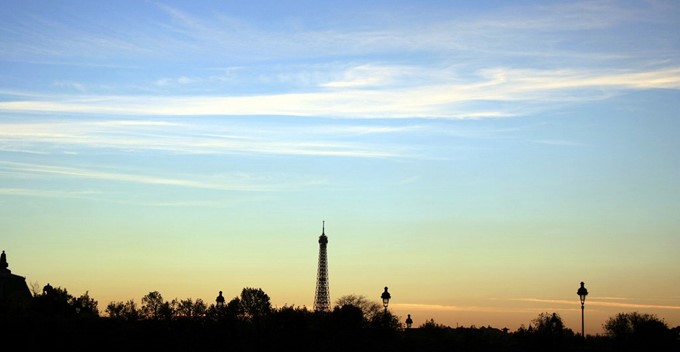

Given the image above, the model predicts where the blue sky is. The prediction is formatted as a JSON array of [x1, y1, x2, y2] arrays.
[[1, 0, 679, 332]]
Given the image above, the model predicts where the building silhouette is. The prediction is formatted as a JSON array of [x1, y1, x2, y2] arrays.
[[314, 221, 330, 312], [0, 250, 32, 312]]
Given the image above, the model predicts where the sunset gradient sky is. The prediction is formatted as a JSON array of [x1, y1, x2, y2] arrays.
[[1, 0, 679, 333]]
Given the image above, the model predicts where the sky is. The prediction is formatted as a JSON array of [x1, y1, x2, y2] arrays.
[[1, 0, 679, 333]]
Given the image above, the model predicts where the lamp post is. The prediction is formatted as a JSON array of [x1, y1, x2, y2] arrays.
[[550, 313, 559, 352], [550, 313, 558, 331], [577, 281, 588, 338], [216, 290, 225, 309], [381, 286, 391, 314], [75, 298, 82, 315]]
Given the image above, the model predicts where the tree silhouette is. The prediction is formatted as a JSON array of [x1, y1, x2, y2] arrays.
[[106, 299, 140, 320], [176, 298, 206, 319], [276, 305, 314, 331], [335, 294, 383, 322], [74, 290, 99, 318], [157, 299, 175, 320], [603, 312, 674, 351], [331, 304, 364, 330], [32, 285, 78, 317], [531, 312, 567, 334], [226, 296, 242, 318], [239, 287, 272, 320], [419, 318, 448, 329], [141, 291, 164, 320], [526, 312, 576, 352], [14, 282, 680, 352]]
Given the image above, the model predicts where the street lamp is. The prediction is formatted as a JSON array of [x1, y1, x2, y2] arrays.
[[550, 312, 559, 331], [405, 314, 413, 329], [381, 286, 391, 314], [75, 298, 82, 315], [577, 281, 588, 338], [216, 290, 225, 309]]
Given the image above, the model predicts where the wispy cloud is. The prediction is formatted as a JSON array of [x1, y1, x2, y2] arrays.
[[392, 303, 565, 314], [532, 140, 589, 147], [0, 187, 98, 199], [319, 64, 415, 88], [146, 1, 668, 62], [52, 80, 86, 92], [392, 303, 508, 313], [0, 119, 413, 158], [511, 298, 680, 311], [2, 66, 678, 119], [0, 161, 318, 192]]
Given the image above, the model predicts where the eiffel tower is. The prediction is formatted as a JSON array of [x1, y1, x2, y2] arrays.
[[314, 221, 330, 312]]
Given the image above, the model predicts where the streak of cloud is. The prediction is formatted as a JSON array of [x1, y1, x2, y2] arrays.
[[0, 187, 98, 199], [0, 119, 412, 158], [391, 303, 570, 314], [511, 298, 680, 311], [2, 67, 678, 118], [0, 161, 319, 192]]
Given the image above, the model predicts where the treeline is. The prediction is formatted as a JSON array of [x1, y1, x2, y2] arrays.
[[1, 285, 678, 352]]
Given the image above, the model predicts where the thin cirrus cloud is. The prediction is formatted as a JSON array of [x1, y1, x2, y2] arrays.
[[399, 297, 680, 315], [393, 303, 527, 313], [1, 2, 677, 121], [0, 119, 411, 158], [0, 161, 318, 192], [0, 187, 98, 199], [370, 293, 680, 314], [512, 298, 680, 311], [152, 1, 651, 60], [1, 1, 673, 70], [1, 66, 678, 119]]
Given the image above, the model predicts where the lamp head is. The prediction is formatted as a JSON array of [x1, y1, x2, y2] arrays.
[[381, 286, 391, 308], [577, 281, 588, 304]]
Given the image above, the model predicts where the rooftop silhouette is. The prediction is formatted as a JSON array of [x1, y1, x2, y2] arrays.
[[0, 250, 32, 312]]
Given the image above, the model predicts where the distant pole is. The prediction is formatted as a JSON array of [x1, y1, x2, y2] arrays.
[[577, 281, 588, 338], [581, 305, 584, 337]]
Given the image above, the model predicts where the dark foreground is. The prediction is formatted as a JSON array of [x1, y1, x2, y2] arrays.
[[2, 316, 678, 352]]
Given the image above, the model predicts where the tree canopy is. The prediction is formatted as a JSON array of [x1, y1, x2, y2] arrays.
[[4, 286, 679, 352]]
